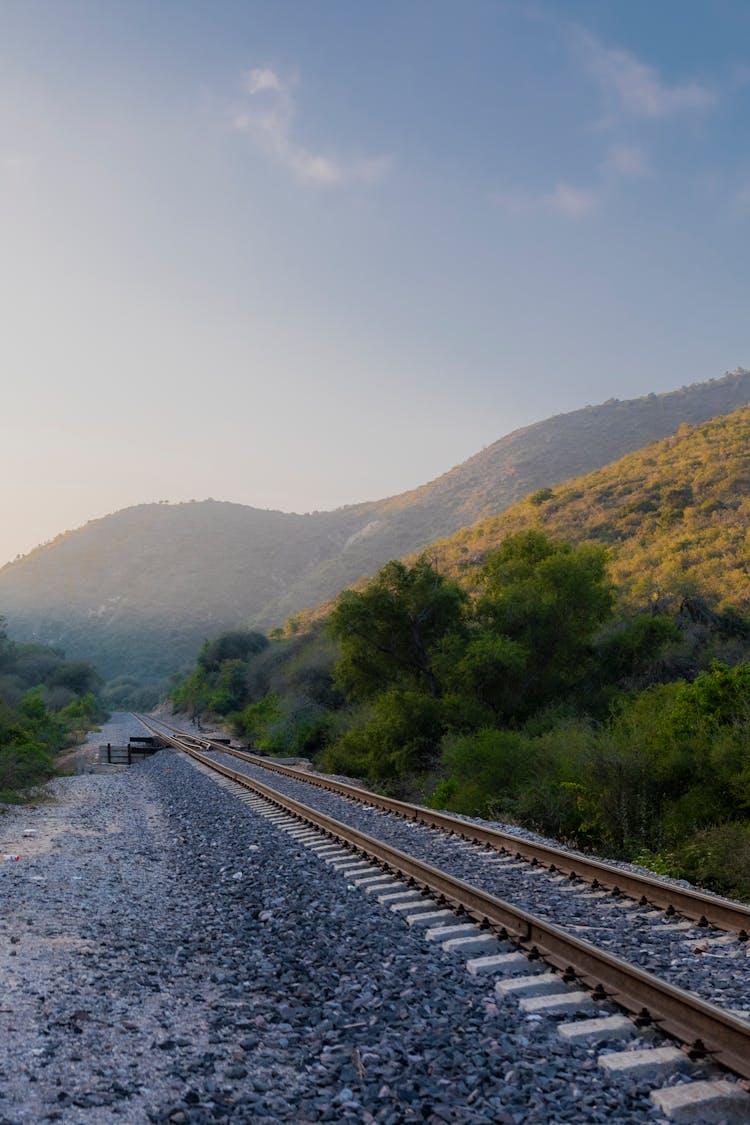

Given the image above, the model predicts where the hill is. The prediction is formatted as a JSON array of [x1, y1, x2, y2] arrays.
[[264, 369, 750, 624], [0, 369, 748, 684], [425, 404, 750, 614]]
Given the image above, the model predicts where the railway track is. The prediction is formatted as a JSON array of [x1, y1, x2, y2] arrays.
[[137, 714, 750, 1119], [146, 714, 750, 939]]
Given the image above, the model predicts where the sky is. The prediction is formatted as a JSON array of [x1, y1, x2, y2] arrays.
[[1, 0, 748, 566]]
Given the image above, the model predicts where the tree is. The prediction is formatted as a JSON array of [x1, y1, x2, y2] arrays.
[[595, 615, 680, 690], [0, 616, 15, 672], [329, 557, 467, 700], [209, 658, 249, 715], [198, 630, 268, 673], [323, 689, 446, 780], [171, 667, 211, 721], [440, 632, 528, 721], [476, 530, 614, 714], [50, 661, 101, 696]]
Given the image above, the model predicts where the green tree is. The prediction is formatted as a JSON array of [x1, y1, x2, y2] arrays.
[[171, 667, 211, 720], [476, 530, 614, 713], [323, 689, 446, 780], [198, 630, 268, 673], [209, 658, 249, 715], [329, 557, 467, 700], [50, 660, 101, 696], [438, 632, 527, 722], [233, 693, 283, 748], [595, 615, 680, 689], [0, 616, 16, 671]]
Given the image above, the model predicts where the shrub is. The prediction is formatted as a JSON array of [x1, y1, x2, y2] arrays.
[[233, 694, 282, 749], [529, 487, 554, 506], [435, 727, 544, 818], [0, 739, 54, 801], [673, 823, 750, 900], [323, 690, 446, 781]]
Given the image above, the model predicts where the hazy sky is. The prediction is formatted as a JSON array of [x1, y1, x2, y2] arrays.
[[2, 1, 748, 565]]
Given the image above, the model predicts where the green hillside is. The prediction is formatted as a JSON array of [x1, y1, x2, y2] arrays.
[[425, 405, 750, 614], [170, 409, 750, 893], [264, 369, 750, 623], [170, 406, 750, 894], [0, 369, 748, 685]]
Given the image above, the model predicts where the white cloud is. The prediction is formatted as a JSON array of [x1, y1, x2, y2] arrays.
[[546, 181, 598, 216], [243, 68, 283, 95], [577, 30, 717, 118], [493, 146, 651, 220], [494, 181, 598, 219], [232, 67, 391, 186], [600, 144, 650, 179]]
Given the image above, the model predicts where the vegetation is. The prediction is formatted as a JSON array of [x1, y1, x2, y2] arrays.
[[423, 404, 750, 617], [170, 629, 270, 720], [170, 515, 750, 897], [0, 617, 106, 801], [438, 662, 750, 858], [1, 372, 748, 695], [171, 624, 343, 758], [68, 380, 750, 899], [330, 558, 468, 701]]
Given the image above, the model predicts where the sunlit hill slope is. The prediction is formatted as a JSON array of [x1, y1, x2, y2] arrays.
[[424, 405, 750, 614], [0, 370, 748, 683]]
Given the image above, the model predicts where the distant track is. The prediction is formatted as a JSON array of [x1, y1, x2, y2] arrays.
[[136, 713, 750, 1084], [143, 714, 750, 938]]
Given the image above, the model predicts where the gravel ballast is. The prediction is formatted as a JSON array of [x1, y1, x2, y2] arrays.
[[195, 743, 750, 1018], [0, 716, 676, 1124]]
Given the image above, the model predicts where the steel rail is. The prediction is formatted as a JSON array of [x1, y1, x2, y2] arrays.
[[138, 715, 750, 1082], [143, 715, 750, 938]]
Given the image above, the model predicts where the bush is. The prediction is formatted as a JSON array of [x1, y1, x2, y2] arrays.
[[284, 706, 336, 757], [198, 630, 268, 673], [0, 739, 54, 801], [235, 694, 336, 758], [438, 728, 540, 816], [323, 690, 446, 781], [233, 694, 282, 749], [672, 823, 750, 900], [208, 659, 250, 715]]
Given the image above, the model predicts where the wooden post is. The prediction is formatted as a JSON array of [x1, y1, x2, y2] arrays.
[[107, 742, 111, 764]]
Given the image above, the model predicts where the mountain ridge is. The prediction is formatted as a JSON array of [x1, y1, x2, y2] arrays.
[[1, 368, 748, 682], [422, 405, 750, 612]]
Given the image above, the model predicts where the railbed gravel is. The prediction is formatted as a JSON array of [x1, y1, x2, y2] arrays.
[[0, 720, 669, 1124], [199, 744, 750, 1018]]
